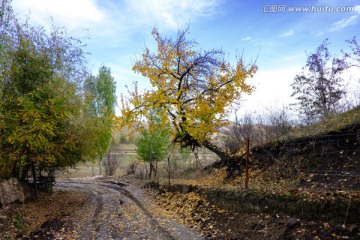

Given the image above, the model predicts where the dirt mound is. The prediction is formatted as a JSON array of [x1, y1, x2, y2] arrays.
[[152, 187, 360, 239]]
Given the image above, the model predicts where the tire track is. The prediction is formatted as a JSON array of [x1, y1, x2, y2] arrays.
[[54, 178, 202, 240], [103, 182, 176, 240]]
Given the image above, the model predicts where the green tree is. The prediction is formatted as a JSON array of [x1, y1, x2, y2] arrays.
[[0, 2, 97, 194], [291, 39, 347, 124], [84, 65, 116, 174], [136, 114, 170, 179], [0, 0, 14, 96], [0, 37, 96, 191], [120, 27, 257, 179], [119, 134, 127, 144]]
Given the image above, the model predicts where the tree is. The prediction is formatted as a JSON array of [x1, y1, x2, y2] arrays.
[[0, 0, 15, 99], [223, 113, 254, 155], [84, 66, 116, 174], [0, 2, 98, 195], [291, 39, 347, 124], [119, 133, 127, 143], [344, 36, 360, 68], [0, 34, 96, 191], [223, 106, 293, 155], [136, 113, 170, 179], [103, 143, 122, 176], [120, 27, 257, 179], [258, 106, 293, 143], [344, 36, 360, 106]]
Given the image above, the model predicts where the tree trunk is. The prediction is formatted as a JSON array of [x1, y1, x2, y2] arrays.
[[31, 163, 37, 198], [167, 155, 171, 185], [149, 162, 156, 179], [11, 160, 19, 179], [99, 157, 102, 176], [202, 140, 244, 181], [20, 164, 29, 182], [155, 161, 158, 178], [149, 162, 152, 179]]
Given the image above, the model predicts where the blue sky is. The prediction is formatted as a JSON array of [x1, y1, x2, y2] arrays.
[[12, 0, 360, 116]]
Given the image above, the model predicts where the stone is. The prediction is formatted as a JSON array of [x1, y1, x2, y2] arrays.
[[349, 224, 359, 233], [0, 214, 7, 221], [287, 218, 300, 228], [0, 178, 29, 207]]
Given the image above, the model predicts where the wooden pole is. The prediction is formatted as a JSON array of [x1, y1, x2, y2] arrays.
[[245, 138, 250, 189], [167, 155, 171, 185]]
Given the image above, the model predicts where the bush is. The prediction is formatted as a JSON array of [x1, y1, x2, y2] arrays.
[[102, 146, 122, 176]]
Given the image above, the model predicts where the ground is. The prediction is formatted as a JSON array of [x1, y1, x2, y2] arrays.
[[0, 177, 202, 240], [152, 189, 360, 239], [1, 176, 359, 240], [0, 189, 87, 239]]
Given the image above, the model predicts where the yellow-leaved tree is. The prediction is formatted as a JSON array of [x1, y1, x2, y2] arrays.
[[120, 27, 257, 179]]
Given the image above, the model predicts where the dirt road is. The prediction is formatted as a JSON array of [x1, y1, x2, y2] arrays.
[[31, 177, 203, 240]]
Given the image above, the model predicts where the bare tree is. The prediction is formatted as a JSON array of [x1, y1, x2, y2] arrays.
[[343, 36, 360, 107], [344, 36, 360, 68], [223, 113, 255, 154], [259, 106, 294, 143], [291, 39, 347, 124], [223, 106, 293, 154], [103, 145, 122, 176]]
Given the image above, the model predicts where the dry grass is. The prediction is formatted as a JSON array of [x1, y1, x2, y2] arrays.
[[288, 106, 360, 139]]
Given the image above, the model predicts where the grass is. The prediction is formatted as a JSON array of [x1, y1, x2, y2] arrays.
[[288, 106, 360, 139], [117, 143, 137, 151], [56, 143, 218, 180], [57, 153, 138, 178], [12, 213, 24, 230], [12, 213, 27, 235]]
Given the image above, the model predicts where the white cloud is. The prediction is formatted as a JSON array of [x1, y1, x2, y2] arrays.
[[238, 66, 302, 115], [256, 40, 274, 47], [123, 0, 221, 30], [238, 64, 360, 117], [279, 29, 294, 37], [329, 15, 358, 32], [241, 36, 251, 41], [278, 53, 306, 64], [354, 5, 360, 14], [11, 0, 222, 39], [314, 30, 324, 36], [12, 0, 104, 30]]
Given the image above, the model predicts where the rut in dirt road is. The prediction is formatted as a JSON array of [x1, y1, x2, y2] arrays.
[[54, 178, 203, 240]]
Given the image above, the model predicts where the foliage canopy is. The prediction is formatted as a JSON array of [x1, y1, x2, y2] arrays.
[[0, 0, 111, 183], [120, 28, 257, 149], [120, 27, 257, 178], [84, 66, 117, 162], [136, 114, 170, 163]]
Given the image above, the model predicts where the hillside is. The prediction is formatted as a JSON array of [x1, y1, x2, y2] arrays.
[[287, 106, 360, 139], [251, 107, 359, 191], [145, 108, 360, 239]]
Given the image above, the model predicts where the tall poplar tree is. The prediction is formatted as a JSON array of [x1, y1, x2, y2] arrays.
[[84, 66, 116, 174]]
